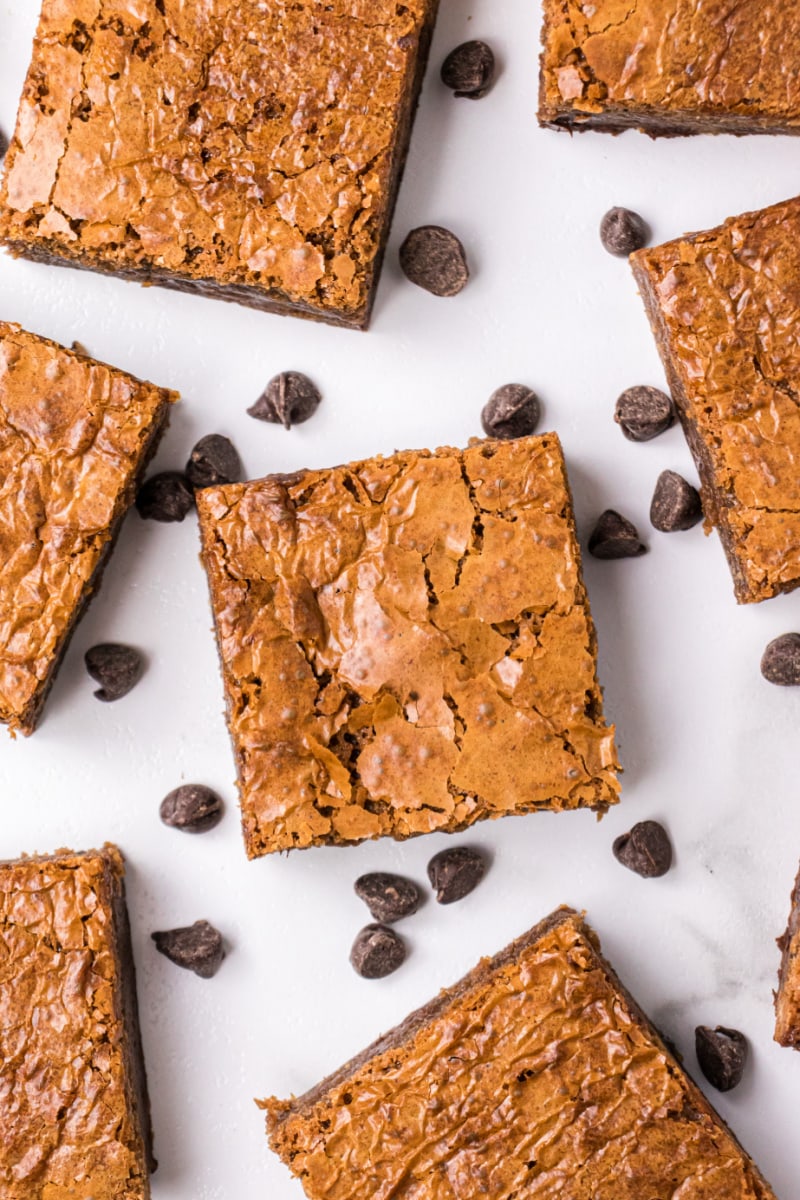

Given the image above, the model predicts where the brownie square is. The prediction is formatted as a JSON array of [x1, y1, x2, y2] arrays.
[[0, 322, 175, 733], [539, 0, 800, 136], [0, 845, 154, 1199], [631, 197, 800, 604], [196, 434, 620, 858], [0, 0, 439, 329], [775, 863, 800, 1048], [263, 907, 777, 1199]]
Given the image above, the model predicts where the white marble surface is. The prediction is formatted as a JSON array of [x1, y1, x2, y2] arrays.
[[1, 1, 800, 1196]]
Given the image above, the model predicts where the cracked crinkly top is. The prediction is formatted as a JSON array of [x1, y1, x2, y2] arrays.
[[196, 434, 620, 858]]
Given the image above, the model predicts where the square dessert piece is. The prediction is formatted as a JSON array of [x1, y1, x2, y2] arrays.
[[197, 434, 620, 857], [631, 197, 800, 603], [539, 0, 800, 136], [0, 845, 154, 1199], [0, 322, 175, 734], [775, 864, 800, 1048], [0, 1, 439, 329], [263, 907, 777, 1199]]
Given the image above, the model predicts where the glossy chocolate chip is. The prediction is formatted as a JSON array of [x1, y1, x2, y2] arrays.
[[441, 40, 495, 98], [136, 471, 194, 522], [350, 924, 407, 978], [613, 820, 673, 878], [186, 434, 242, 490], [248, 371, 322, 430], [481, 384, 540, 440], [354, 873, 421, 924], [160, 784, 224, 833], [695, 1026, 748, 1092], [761, 633, 800, 686], [588, 510, 646, 559], [152, 920, 225, 978], [399, 226, 469, 297], [428, 846, 487, 904], [650, 470, 703, 532], [85, 643, 144, 702], [600, 207, 650, 257], [615, 386, 675, 441]]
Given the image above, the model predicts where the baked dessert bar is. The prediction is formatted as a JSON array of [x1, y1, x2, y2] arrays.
[[775, 863, 800, 1048]]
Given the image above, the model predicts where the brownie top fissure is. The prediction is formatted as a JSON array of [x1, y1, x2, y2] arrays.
[[0, 0, 435, 324], [197, 434, 620, 857]]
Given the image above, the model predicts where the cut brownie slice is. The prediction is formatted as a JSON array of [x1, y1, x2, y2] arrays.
[[539, 0, 800, 135], [0, 1, 439, 329], [775, 864, 800, 1048], [631, 197, 800, 603], [0, 846, 154, 1199], [263, 907, 777, 1199], [0, 322, 175, 734], [196, 434, 620, 858]]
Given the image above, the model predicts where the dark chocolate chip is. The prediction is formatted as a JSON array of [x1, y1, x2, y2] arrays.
[[399, 225, 469, 297], [85, 643, 144, 702], [427, 846, 486, 904], [185, 434, 242, 490], [615, 385, 675, 441], [588, 510, 647, 559], [151, 920, 225, 978], [354, 873, 421, 924], [136, 471, 194, 522], [350, 924, 407, 978], [481, 384, 540, 440], [612, 820, 673, 878], [650, 470, 703, 532], [160, 784, 224, 833], [695, 1025, 748, 1092], [248, 371, 322, 430], [600, 207, 650, 257], [441, 40, 495, 98], [761, 633, 800, 686]]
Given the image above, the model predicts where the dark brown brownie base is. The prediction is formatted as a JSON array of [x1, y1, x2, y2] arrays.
[[775, 866, 800, 1049], [539, 105, 800, 138]]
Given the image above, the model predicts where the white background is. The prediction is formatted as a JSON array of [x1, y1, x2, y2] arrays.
[[2, 1, 800, 1195]]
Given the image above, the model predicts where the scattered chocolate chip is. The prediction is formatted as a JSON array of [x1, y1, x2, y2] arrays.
[[71, 340, 91, 358], [761, 633, 800, 686], [185, 434, 242, 490], [588, 510, 647, 559], [441, 40, 495, 98], [160, 784, 224, 833], [695, 1025, 748, 1092], [600, 206, 650, 257], [399, 225, 469, 297], [615, 385, 675, 441], [350, 924, 407, 978], [136, 471, 194, 522], [427, 846, 486, 904], [248, 371, 322, 430], [650, 470, 703, 532], [354, 873, 421, 924], [481, 384, 540, 440], [152, 920, 225, 978], [85, 643, 144, 702], [612, 820, 673, 878]]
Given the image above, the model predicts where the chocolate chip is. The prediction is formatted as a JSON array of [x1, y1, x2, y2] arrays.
[[481, 384, 540, 440], [354, 873, 421, 924], [185, 434, 242, 490], [615, 385, 675, 441], [650, 470, 703, 532], [761, 633, 800, 686], [588, 510, 647, 559], [136, 471, 194, 522], [600, 207, 650, 257], [350, 924, 407, 978], [152, 920, 225, 978], [613, 820, 673, 878], [441, 40, 495, 98], [160, 784, 224, 833], [427, 846, 486, 904], [695, 1026, 748, 1092], [399, 226, 469, 297], [85, 643, 144, 702], [248, 371, 322, 430]]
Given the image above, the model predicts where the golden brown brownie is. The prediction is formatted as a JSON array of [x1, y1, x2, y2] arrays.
[[0, 322, 175, 734], [196, 434, 620, 858], [539, 0, 800, 136], [263, 907, 777, 1199], [0, 845, 154, 1199], [0, 0, 439, 329], [631, 197, 800, 603], [775, 863, 800, 1048]]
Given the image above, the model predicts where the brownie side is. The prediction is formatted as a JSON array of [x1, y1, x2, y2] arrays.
[[775, 864, 800, 1048]]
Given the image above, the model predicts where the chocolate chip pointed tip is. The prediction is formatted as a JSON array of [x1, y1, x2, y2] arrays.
[[399, 226, 469, 297], [136, 471, 194, 522], [600, 207, 650, 257], [151, 920, 225, 978], [427, 846, 487, 904], [354, 873, 421, 924], [695, 1025, 748, 1092], [761, 633, 800, 686], [248, 372, 322, 430], [650, 470, 703, 532], [441, 40, 496, 98], [85, 643, 144, 702], [350, 924, 407, 978], [481, 384, 540, 440], [615, 386, 675, 441], [588, 510, 647, 559], [160, 784, 224, 833], [186, 434, 242, 490], [612, 820, 672, 878]]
